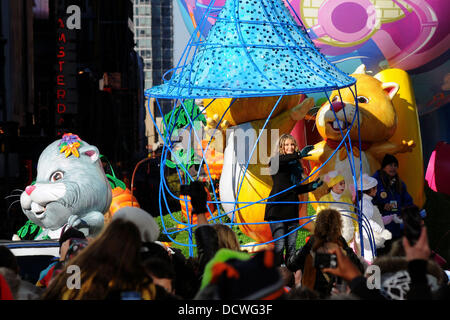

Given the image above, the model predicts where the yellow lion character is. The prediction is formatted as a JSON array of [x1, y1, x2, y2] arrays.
[[304, 64, 416, 202]]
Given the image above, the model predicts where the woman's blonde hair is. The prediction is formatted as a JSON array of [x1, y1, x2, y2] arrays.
[[211, 224, 241, 251], [278, 134, 299, 155]]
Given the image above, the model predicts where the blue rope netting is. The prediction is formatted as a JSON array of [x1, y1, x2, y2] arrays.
[[145, 0, 377, 258]]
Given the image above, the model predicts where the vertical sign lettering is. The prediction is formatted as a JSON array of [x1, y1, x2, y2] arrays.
[[55, 5, 80, 133]]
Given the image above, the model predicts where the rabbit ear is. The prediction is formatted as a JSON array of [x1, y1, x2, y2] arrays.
[[80, 145, 100, 163]]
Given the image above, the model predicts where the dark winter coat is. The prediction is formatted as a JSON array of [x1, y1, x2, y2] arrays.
[[264, 153, 312, 221]]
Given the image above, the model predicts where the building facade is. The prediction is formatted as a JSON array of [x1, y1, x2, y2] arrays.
[[0, 0, 146, 238], [133, 0, 174, 151]]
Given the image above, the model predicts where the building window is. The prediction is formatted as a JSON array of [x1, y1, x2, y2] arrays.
[[134, 0, 173, 111]]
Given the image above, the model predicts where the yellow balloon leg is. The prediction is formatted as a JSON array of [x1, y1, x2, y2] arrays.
[[234, 164, 273, 244], [375, 68, 425, 207]]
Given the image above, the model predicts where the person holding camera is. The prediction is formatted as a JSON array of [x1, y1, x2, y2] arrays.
[[322, 224, 449, 300], [369, 206, 449, 300], [286, 209, 364, 298], [264, 134, 323, 267]]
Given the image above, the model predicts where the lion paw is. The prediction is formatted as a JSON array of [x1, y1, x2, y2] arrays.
[[290, 97, 315, 121], [401, 139, 415, 152], [204, 114, 229, 152], [206, 114, 230, 133]]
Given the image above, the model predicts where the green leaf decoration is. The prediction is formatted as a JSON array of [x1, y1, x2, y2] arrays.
[[100, 154, 127, 190], [30, 223, 38, 234], [106, 174, 127, 190], [162, 100, 206, 176], [163, 99, 206, 139], [166, 159, 176, 169], [17, 222, 29, 238], [167, 147, 199, 172], [16, 220, 43, 240]]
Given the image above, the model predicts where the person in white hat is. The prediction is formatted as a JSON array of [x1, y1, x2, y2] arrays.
[[317, 170, 357, 244], [353, 173, 392, 262]]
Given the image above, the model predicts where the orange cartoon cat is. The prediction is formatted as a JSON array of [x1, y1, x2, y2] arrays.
[[304, 64, 415, 201]]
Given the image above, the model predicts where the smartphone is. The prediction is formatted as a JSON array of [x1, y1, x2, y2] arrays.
[[314, 253, 337, 269], [402, 206, 422, 245]]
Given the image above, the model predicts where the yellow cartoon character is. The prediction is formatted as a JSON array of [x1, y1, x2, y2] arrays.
[[305, 64, 417, 203]]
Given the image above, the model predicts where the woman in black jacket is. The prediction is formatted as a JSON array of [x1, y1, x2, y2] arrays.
[[264, 134, 322, 267]]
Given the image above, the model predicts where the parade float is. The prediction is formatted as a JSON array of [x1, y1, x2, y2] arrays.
[[145, 0, 403, 258], [3, 0, 447, 271]]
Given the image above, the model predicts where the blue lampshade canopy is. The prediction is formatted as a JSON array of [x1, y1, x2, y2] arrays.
[[146, 0, 355, 99]]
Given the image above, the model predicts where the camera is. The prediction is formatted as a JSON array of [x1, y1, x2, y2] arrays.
[[314, 253, 337, 269]]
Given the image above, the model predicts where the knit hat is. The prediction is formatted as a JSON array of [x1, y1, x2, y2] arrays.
[[323, 170, 345, 188], [112, 207, 160, 242], [198, 249, 285, 300], [381, 154, 398, 169], [355, 173, 378, 191]]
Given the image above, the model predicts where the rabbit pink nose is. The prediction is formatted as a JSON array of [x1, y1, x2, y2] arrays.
[[25, 185, 36, 195], [331, 101, 345, 113]]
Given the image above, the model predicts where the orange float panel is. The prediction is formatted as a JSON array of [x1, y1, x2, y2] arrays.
[[109, 187, 140, 216]]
